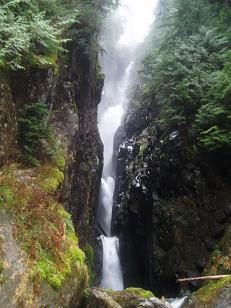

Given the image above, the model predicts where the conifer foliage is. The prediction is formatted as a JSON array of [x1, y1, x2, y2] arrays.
[[137, 0, 231, 152], [0, 0, 118, 69]]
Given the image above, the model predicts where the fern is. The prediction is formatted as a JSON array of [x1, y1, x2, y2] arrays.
[[199, 126, 231, 150], [0, 0, 80, 69], [18, 101, 50, 164]]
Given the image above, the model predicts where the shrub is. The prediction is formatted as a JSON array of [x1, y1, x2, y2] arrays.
[[18, 100, 50, 165]]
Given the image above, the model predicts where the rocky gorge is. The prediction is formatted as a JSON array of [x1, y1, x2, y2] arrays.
[[0, 0, 231, 307], [113, 95, 231, 300], [112, 0, 231, 305], [0, 1, 104, 305]]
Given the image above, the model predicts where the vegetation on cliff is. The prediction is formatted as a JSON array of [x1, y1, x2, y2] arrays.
[[0, 155, 87, 290], [0, 0, 117, 300], [136, 0, 231, 152], [194, 276, 231, 304], [135, 0, 231, 281], [0, 0, 118, 70], [113, 0, 231, 300]]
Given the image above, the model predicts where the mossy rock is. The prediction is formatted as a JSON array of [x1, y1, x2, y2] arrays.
[[123, 287, 154, 298], [0, 164, 86, 291], [81, 288, 122, 308], [187, 277, 231, 307], [81, 287, 171, 308], [195, 276, 231, 304], [106, 288, 155, 307], [83, 243, 96, 285]]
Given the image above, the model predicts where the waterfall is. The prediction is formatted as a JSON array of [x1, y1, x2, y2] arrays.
[[169, 296, 188, 308], [100, 236, 124, 290], [97, 0, 158, 291], [98, 177, 115, 236]]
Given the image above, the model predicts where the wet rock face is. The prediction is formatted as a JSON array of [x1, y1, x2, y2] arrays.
[[113, 102, 231, 297], [60, 43, 104, 246]]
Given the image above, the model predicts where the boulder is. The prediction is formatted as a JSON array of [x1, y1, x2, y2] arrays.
[[80, 287, 172, 308]]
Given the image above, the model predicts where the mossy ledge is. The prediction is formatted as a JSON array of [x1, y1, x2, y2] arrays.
[[0, 156, 87, 291], [123, 287, 154, 298], [194, 276, 231, 304]]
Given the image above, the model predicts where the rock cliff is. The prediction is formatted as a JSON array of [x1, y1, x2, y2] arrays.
[[0, 27, 103, 308], [112, 0, 231, 302], [113, 91, 231, 298]]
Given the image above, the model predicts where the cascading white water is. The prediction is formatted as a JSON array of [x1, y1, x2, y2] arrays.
[[97, 0, 158, 292], [169, 296, 188, 308], [100, 236, 124, 290], [98, 176, 115, 236]]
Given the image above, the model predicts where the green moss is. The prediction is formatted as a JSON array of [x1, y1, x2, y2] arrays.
[[32, 245, 84, 290], [0, 165, 87, 290], [54, 153, 65, 170], [30, 54, 58, 69], [30, 208, 85, 289], [33, 252, 66, 290], [195, 276, 231, 304], [0, 185, 14, 207], [30, 206, 85, 290], [58, 208, 78, 242], [124, 287, 154, 298], [83, 243, 95, 285], [68, 245, 85, 264], [95, 287, 155, 308], [47, 135, 66, 170], [32, 241, 85, 290], [38, 165, 64, 192]]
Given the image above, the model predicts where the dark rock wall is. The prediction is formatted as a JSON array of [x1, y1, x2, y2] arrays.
[[62, 42, 104, 245], [113, 101, 231, 297], [0, 83, 18, 165], [0, 39, 103, 247]]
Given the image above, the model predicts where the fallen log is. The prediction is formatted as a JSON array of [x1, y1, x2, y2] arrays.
[[177, 274, 231, 283]]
